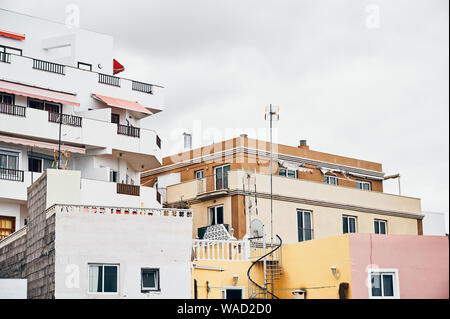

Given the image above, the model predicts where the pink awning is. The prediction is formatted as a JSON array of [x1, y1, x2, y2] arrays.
[[0, 80, 80, 106], [91, 93, 152, 115], [0, 135, 85, 154]]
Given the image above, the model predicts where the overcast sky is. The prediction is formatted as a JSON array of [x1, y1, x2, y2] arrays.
[[1, 0, 448, 230]]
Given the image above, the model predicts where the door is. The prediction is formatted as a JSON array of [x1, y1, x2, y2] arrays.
[[225, 288, 243, 299]]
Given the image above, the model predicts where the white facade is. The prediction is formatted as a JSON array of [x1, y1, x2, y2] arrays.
[[0, 9, 165, 239]]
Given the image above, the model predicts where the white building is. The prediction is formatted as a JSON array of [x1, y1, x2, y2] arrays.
[[0, 9, 164, 239]]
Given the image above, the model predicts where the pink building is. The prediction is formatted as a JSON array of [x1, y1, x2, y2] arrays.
[[350, 234, 449, 299]]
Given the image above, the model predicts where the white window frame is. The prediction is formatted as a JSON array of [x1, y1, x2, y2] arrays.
[[209, 205, 224, 226], [222, 286, 245, 299], [368, 269, 400, 299], [0, 148, 20, 170], [324, 175, 338, 185], [214, 164, 230, 190], [87, 263, 119, 294], [141, 268, 160, 292], [343, 215, 358, 234], [374, 219, 388, 234], [356, 180, 371, 191], [297, 209, 313, 242], [279, 167, 297, 179], [195, 170, 204, 179]]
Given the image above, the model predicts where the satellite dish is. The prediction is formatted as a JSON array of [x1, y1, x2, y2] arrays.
[[250, 219, 264, 238]]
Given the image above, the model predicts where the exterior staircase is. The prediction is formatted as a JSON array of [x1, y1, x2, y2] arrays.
[[247, 235, 283, 299]]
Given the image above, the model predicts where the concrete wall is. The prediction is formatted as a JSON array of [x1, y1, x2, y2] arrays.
[[53, 208, 192, 299]]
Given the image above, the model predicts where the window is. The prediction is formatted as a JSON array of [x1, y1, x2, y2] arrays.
[[88, 264, 119, 293], [279, 168, 296, 178], [28, 157, 42, 173], [356, 181, 371, 191], [209, 205, 224, 225], [343, 215, 357, 234], [195, 170, 204, 179], [0, 45, 22, 56], [141, 268, 160, 292], [0, 92, 14, 105], [0, 216, 15, 240], [297, 210, 313, 242], [369, 270, 399, 299], [111, 113, 120, 124], [0, 149, 19, 170], [215, 164, 230, 189], [324, 175, 338, 185], [110, 170, 118, 183], [77, 62, 92, 71], [28, 98, 61, 113], [374, 219, 387, 234]]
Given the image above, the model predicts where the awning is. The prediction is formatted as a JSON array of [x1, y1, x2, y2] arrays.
[[113, 59, 125, 75], [0, 80, 80, 106], [0, 29, 25, 40], [0, 135, 85, 154], [92, 93, 152, 117]]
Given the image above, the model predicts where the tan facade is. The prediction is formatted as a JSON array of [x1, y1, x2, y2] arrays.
[[141, 136, 422, 242]]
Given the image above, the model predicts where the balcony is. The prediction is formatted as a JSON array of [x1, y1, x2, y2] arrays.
[[32, 58, 65, 75], [116, 183, 140, 196], [117, 124, 140, 138], [0, 168, 24, 182], [0, 107, 162, 166], [0, 103, 26, 117], [48, 112, 82, 127], [0, 54, 164, 113]]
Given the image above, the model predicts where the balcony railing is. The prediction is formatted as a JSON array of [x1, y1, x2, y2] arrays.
[[33, 58, 65, 75], [99, 73, 121, 87], [0, 103, 26, 117], [197, 174, 229, 194], [117, 183, 140, 196], [0, 52, 11, 63], [0, 168, 24, 182], [132, 80, 153, 94], [117, 124, 140, 138], [192, 238, 249, 261], [48, 112, 82, 127]]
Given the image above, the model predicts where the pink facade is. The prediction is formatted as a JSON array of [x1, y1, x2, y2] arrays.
[[349, 234, 449, 299]]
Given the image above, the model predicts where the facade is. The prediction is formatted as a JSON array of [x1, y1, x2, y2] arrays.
[[0, 9, 163, 240], [141, 135, 423, 244], [422, 211, 448, 236], [192, 234, 449, 299], [0, 169, 193, 299]]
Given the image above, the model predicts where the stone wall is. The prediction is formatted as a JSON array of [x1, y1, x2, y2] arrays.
[[0, 172, 56, 299]]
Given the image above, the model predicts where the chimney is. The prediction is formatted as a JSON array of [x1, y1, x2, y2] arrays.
[[183, 132, 192, 149], [299, 139, 309, 150]]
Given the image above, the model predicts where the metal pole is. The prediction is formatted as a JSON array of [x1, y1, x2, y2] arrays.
[[262, 226, 267, 299], [269, 104, 273, 247], [398, 175, 401, 195], [57, 109, 62, 169]]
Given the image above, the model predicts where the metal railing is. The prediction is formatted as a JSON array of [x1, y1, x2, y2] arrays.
[[33, 58, 65, 75], [0, 103, 26, 117], [48, 112, 82, 127], [117, 183, 140, 196], [0, 52, 11, 63], [192, 239, 250, 261], [117, 124, 140, 137], [0, 168, 24, 182], [132, 80, 153, 94], [98, 73, 121, 87]]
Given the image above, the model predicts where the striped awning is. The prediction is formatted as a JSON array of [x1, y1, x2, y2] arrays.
[[0, 80, 79, 106], [0, 135, 85, 154]]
